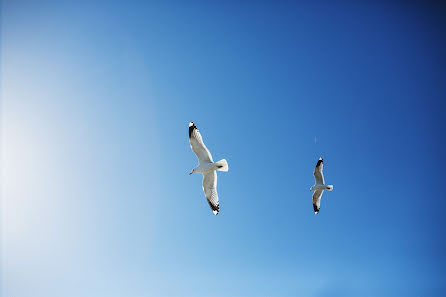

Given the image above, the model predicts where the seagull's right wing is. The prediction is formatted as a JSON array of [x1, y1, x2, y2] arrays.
[[312, 190, 323, 214], [313, 158, 325, 185], [189, 122, 213, 164], [202, 171, 219, 215]]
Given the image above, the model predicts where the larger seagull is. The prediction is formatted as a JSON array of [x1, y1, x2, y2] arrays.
[[310, 157, 333, 214], [188, 122, 228, 215]]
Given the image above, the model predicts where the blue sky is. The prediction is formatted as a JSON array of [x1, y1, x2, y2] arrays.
[[1, 1, 446, 296]]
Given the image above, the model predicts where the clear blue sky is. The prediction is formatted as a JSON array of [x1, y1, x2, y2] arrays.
[[2, 1, 446, 296]]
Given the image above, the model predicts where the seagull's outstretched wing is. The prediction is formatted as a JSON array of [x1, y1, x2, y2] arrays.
[[313, 157, 325, 185], [189, 122, 213, 164], [203, 171, 219, 215], [312, 190, 323, 214]]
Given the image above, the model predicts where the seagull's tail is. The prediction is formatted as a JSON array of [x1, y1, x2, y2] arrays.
[[326, 185, 333, 191], [215, 159, 229, 172]]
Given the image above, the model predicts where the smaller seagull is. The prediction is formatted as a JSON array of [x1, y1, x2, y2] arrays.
[[188, 122, 228, 215], [310, 157, 333, 214]]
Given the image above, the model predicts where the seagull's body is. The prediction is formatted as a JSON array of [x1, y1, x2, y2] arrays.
[[188, 122, 228, 215], [310, 157, 333, 214]]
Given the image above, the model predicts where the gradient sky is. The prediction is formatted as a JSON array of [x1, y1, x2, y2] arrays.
[[2, 1, 446, 297]]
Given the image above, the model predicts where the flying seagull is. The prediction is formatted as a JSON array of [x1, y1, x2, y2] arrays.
[[188, 122, 228, 215], [310, 157, 333, 214]]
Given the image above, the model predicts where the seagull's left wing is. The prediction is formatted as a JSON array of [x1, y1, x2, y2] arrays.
[[312, 190, 323, 214], [203, 171, 219, 215], [314, 158, 325, 185], [189, 122, 213, 164]]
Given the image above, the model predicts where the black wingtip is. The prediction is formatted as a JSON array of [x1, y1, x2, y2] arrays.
[[189, 122, 196, 138], [316, 158, 323, 167], [313, 204, 319, 214], [207, 200, 220, 215]]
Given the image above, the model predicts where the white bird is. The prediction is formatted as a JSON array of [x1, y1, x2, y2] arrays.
[[310, 157, 333, 214], [188, 122, 228, 215]]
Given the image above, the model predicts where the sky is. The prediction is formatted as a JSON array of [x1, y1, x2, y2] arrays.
[[1, 1, 446, 296]]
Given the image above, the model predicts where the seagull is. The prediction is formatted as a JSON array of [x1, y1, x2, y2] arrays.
[[310, 157, 333, 214], [188, 122, 228, 215]]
